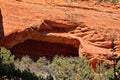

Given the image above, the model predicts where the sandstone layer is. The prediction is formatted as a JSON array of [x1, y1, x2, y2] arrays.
[[0, 0, 120, 62]]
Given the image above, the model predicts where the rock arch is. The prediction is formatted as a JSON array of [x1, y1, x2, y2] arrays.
[[0, 20, 80, 59]]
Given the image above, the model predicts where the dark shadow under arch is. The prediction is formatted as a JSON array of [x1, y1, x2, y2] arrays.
[[10, 40, 79, 60]]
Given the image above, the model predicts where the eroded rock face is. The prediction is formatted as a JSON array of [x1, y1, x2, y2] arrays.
[[10, 40, 79, 59], [0, 0, 120, 61]]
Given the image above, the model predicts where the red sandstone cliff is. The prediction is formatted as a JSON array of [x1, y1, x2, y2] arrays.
[[0, 0, 120, 61]]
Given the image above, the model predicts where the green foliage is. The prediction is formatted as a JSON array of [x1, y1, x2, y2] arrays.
[[97, 0, 119, 3], [50, 56, 95, 80], [0, 47, 38, 80], [15, 56, 51, 79], [94, 59, 120, 80], [115, 59, 120, 79], [0, 47, 14, 64], [14, 56, 95, 80], [1, 47, 120, 80], [15, 56, 34, 71], [95, 62, 114, 80], [0, 47, 16, 79]]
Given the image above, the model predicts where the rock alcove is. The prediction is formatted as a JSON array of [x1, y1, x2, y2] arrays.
[[10, 22, 79, 59], [0, 19, 80, 60], [11, 40, 78, 59], [10, 39, 79, 60]]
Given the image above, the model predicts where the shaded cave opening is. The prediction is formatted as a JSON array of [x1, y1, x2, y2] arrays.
[[10, 40, 79, 60]]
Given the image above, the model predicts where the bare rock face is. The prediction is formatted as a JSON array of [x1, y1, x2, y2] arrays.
[[0, 0, 120, 61]]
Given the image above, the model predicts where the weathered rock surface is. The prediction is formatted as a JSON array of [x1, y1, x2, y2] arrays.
[[0, 0, 120, 61]]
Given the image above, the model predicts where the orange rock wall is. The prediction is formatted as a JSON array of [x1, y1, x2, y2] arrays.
[[0, 0, 120, 60]]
